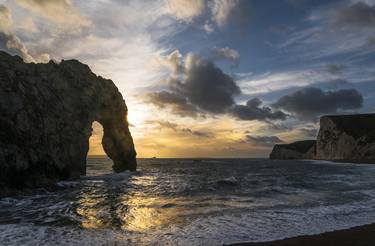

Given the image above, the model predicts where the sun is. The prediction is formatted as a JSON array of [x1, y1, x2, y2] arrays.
[[127, 107, 147, 127]]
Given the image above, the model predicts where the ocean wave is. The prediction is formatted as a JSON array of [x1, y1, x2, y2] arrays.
[[2, 159, 375, 245]]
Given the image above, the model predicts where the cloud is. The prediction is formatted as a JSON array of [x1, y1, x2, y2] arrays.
[[273, 87, 363, 120], [202, 21, 214, 33], [276, 2, 375, 66], [326, 78, 351, 89], [12, 0, 183, 91], [237, 68, 328, 96], [335, 2, 375, 29], [166, 0, 205, 23], [181, 128, 214, 138], [209, 0, 251, 29], [146, 120, 214, 138], [297, 127, 318, 138], [150, 51, 288, 123], [244, 135, 284, 147], [4, 35, 35, 62], [231, 98, 287, 121], [164, 52, 241, 114], [166, 0, 251, 32], [159, 49, 183, 75], [0, 4, 49, 63], [325, 63, 347, 74], [146, 120, 179, 131], [172, 53, 241, 113], [210, 46, 240, 66], [0, 5, 12, 34], [15, 0, 91, 30], [146, 90, 199, 117]]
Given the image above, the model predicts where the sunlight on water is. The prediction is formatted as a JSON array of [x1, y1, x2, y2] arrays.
[[120, 175, 185, 232], [3, 158, 375, 245], [121, 194, 183, 232], [76, 193, 109, 229]]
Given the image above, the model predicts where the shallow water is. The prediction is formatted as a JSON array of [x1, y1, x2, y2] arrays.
[[1, 158, 375, 245]]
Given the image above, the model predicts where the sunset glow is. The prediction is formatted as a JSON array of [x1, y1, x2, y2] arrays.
[[1, 0, 374, 158]]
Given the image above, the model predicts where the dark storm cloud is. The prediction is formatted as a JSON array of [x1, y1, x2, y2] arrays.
[[146, 91, 199, 117], [335, 2, 375, 29], [273, 87, 363, 120], [149, 52, 289, 122], [231, 98, 287, 121], [244, 135, 284, 147], [325, 64, 347, 74], [149, 53, 241, 116], [169, 53, 241, 113]]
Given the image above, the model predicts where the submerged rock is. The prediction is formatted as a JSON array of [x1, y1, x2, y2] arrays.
[[270, 113, 375, 162], [0, 51, 136, 194]]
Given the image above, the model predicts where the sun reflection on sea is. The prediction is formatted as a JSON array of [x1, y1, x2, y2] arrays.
[[120, 194, 185, 232], [74, 174, 189, 232], [119, 175, 186, 232], [76, 190, 111, 229]]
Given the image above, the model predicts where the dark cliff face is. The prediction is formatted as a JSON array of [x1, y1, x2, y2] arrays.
[[269, 140, 316, 160], [316, 114, 375, 160], [0, 51, 136, 192]]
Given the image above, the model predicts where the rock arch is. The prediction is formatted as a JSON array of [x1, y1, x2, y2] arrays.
[[94, 87, 137, 172], [0, 51, 136, 193]]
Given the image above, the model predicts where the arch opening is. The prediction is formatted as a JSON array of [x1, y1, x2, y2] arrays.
[[87, 121, 114, 176]]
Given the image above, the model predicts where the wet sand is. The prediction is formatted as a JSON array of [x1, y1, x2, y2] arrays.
[[227, 223, 375, 246]]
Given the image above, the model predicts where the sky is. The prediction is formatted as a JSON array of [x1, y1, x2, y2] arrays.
[[1, 0, 375, 158]]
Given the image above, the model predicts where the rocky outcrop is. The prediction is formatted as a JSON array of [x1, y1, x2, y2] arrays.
[[270, 113, 375, 162], [0, 51, 136, 193], [269, 140, 316, 159], [315, 114, 375, 161]]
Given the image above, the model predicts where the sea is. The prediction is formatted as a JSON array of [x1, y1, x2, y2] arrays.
[[1, 157, 375, 245]]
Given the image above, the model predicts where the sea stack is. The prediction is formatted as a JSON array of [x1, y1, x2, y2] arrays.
[[0, 51, 136, 194], [270, 113, 375, 163]]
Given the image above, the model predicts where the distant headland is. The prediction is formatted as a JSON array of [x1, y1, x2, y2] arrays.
[[270, 113, 375, 163]]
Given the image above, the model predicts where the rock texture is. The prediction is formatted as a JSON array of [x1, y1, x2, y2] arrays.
[[269, 140, 316, 160], [270, 113, 375, 162], [315, 114, 375, 161], [0, 51, 136, 193]]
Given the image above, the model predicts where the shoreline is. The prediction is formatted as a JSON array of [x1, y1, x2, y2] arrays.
[[227, 223, 375, 246]]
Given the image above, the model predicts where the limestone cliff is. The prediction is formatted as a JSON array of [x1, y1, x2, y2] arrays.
[[0, 51, 136, 193], [269, 113, 375, 162], [269, 140, 316, 160], [315, 114, 375, 161]]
